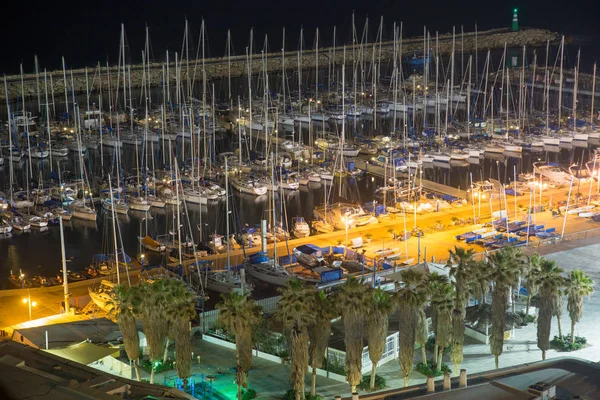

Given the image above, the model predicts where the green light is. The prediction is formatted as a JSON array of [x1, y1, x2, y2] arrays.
[[514, 8, 518, 12]]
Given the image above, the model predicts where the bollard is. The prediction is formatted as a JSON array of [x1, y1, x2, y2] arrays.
[[443, 372, 451, 391], [459, 369, 467, 388], [352, 393, 359, 400], [427, 376, 435, 393]]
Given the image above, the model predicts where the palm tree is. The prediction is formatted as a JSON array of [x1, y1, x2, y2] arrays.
[[130, 280, 171, 384], [335, 277, 370, 393], [534, 258, 564, 360], [110, 284, 141, 381], [396, 269, 428, 387], [276, 279, 316, 400], [447, 246, 475, 313], [308, 291, 337, 396], [565, 270, 595, 343], [487, 247, 523, 368], [430, 276, 454, 371], [366, 288, 395, 390], [553, 289, 564, 339], [469, 261, 490, 305], [415, 308, 429, 365], [217, 292, 262, 400], [523, 254, 543, 316], [165, 278, 197, 387]]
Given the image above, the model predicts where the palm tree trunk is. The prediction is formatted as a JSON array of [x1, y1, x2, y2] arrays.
[[237, 383, 242, 400], [351, 385, 356, 393], [571, 320, 576, 344], [134, 362, 140, 382], [311, 367, 317, 396], [421, 345, 427, 365], [150, 367, 155, 384], [494, 355, 499, 369], [370, 364, 377, 390], [525, 295, 531, 316], [404, 375, 409, 387], [454, 362, 459, 376], [163, 338, 169, 363], [542, 349, 546, 360], [556, 315, 563, 340], [436, 347, 444, 372], [433, 344, 439, 368]]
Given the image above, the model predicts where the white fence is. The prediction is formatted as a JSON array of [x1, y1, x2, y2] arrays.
[[198, 295, 281, 332]]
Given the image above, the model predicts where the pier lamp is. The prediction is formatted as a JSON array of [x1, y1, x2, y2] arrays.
[[22, 292, 37, 321]]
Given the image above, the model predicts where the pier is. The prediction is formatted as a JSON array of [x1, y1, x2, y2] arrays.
[[1, 27, 560, 103]]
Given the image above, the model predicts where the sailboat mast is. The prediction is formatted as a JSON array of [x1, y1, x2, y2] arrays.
[[573, 48, 580, 131], [109, 176, 121, 285], [225, 157, 231, 268], [591, 63, 597, 126], [282, 27, 286, 115], [44, 70, 53, 171], [4, 76, 14, 203], [20, 64, 33, 177], [558, 36, 564, 129]]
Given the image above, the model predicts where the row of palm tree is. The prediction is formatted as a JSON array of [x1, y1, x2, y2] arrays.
[[111, 277, 197, 385], [214, 247, 594, 399], [524, 255, 595, 359]]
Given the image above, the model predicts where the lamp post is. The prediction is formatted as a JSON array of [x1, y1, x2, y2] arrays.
[[22, 291, 37, 321]]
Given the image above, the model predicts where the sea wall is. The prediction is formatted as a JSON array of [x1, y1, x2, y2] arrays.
[[1, 27, 560, 103]]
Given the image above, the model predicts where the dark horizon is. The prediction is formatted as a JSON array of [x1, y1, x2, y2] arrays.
[[1, 0, 597, 75]]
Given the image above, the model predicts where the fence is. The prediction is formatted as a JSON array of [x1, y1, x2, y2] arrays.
[[198, 295, 281, 332]]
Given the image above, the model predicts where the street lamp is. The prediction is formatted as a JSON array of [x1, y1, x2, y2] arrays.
[[22, 292, 37, 321]]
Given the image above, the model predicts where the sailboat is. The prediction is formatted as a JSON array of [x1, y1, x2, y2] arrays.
[[245, 252, 293, 287], [88, 280, 116, 312], [291, 216, 310, 238]]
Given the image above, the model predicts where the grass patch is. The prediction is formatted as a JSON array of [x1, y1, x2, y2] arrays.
[[357, 374, 387, 391], [550, 335, 588, 352], [416, 360, 452, 377], [242, 389, 257, 400]]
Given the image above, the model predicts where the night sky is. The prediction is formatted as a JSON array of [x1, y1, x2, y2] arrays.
[[0, 0, 597, 74]]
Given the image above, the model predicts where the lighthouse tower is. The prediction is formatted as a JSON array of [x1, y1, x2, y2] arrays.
[[512, 8, 519, 32]]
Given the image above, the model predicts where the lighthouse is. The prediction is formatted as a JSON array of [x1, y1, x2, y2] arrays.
[[512, 8, 519, 32]]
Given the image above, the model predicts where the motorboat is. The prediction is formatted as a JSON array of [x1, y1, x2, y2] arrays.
[[292, 244, 324, 267], [138, 235, 167, 252]]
